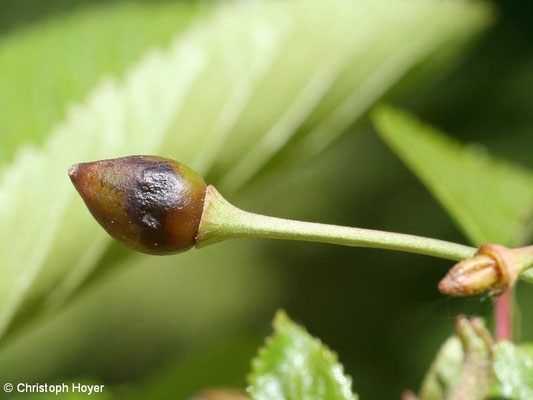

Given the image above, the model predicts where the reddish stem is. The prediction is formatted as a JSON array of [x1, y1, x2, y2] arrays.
[[494, 288, 513, 341]]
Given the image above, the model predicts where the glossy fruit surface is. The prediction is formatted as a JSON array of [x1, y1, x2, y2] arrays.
[[69, 155, 207, 255]]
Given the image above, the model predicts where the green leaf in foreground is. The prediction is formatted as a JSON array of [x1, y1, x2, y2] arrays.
[[0, 0, 491, 344], [373, 106, 533, 249], [492, 341, 533, 399], [248, 311, 356, 400]]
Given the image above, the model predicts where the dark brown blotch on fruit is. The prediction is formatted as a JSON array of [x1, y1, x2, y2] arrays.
[[69, 155, 207, 255]]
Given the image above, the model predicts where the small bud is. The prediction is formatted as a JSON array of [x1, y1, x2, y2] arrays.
[[69, 155, 207, 255], [188, 389, 250, 400], [455, 315, 493, 351], [401, 390, 419, 400], [448, 315, 493, 400], [439, 244, 533, 296], [438, 254, 499, 296]]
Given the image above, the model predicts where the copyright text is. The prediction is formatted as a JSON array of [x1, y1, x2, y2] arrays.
[[3, 382, 104, 395]]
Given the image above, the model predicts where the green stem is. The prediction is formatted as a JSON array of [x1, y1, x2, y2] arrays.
[[196, 186, 476, 261]]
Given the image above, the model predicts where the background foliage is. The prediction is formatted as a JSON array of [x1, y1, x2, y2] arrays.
[[0, 0, 532, 398]]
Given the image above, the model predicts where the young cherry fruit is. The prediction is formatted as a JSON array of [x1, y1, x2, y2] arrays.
[[69, 155, 533, 296], [69, 155, 206, 255]]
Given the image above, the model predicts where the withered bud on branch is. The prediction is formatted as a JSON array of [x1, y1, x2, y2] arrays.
[[439, 244, 533, 296]]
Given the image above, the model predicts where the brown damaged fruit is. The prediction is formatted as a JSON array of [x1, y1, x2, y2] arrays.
[[69, 155, 207, 255]]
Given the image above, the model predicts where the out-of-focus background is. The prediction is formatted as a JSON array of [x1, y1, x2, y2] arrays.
[[0, 0, 532, 398]]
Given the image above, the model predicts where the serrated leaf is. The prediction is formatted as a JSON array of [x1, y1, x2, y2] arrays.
[[373, 106, 533, 250], [0, 0, 491, 342], [492, 341, 533, 399], [215, 0, 491, 191], [0, 1, 205, 167], [248, 311, 356, 400]]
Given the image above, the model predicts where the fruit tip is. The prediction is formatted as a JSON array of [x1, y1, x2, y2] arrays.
[[438, 274, 455, 296], [68, 163, 79, 180]]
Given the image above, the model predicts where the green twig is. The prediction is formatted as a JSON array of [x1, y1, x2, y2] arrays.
[[196, 186, 476, 262]]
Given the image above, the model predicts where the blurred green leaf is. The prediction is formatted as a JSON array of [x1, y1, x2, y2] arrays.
[[0, 1, 206, 167], [0, 241, 279, 386], [0, 0, 491, 345], [214, 0, 491, 191], [418, 336, 463, 400], [492, 341, 533, 399], [248, 310, 356, 400], [129, 334, 261, 400], [373, 106, 533, 250], [418, 317, 493, 400]]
